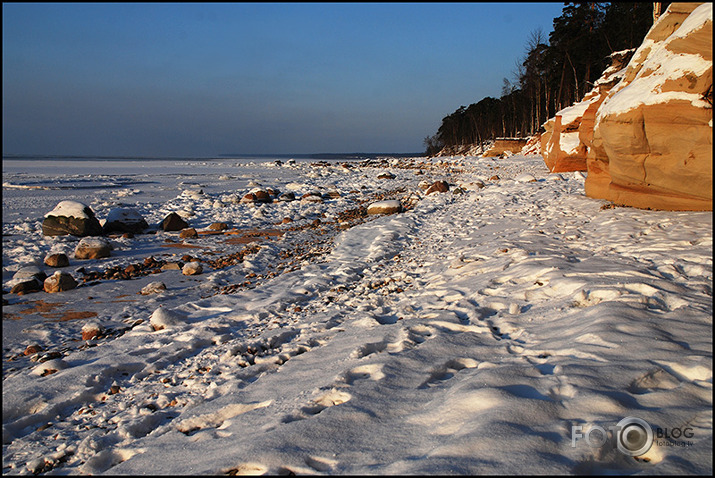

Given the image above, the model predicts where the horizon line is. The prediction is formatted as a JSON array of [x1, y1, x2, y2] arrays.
[[3, 151, 426, 160]]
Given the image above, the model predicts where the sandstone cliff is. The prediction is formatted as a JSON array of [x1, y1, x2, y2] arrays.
[[542, 2, 712, 210], [540, 49, 633, 174]]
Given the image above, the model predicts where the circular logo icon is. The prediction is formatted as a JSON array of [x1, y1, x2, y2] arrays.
[[615, 417, 653, 456]]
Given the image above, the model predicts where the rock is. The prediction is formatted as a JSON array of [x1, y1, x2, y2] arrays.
[[425, 180, 449, 195], [24, 344, 43, 356], [13, 266, 47, 283], [44, 253, 70, 268], [81, 321, 105, 340], [208, 222, 229, 231], [150, 307, 185, 331], [161, 262, 182, 271], [241, 189, 272, 204], [377, 172, 396, 179], [515, 173, 538, 183], [43, 271, 78, 293], [75, 237, 112, 260], [278, 192, 296, 202], [367, 200, 403, 215], [589, 3, 712, 210], [472, 179, 487, 189], [182, 262, 203, 275], [11, 279, 43, 295], [102, 207, 149, 234], [179, 228, 198, 239], [182, 189, 204, 199], [301, 192, 324, 203], [31, 358, 69, 376], [141, 281, 167, 295], [482, 138, 529, 157], [42, 201, 103, 237], [161, 212, 189, 232]]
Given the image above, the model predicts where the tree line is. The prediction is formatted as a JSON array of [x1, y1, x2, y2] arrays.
[[424, 2, 667, 156]]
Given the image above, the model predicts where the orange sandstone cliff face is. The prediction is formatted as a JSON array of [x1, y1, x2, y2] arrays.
[[541, 50, 633, 174], [586, 2, 712, 210]]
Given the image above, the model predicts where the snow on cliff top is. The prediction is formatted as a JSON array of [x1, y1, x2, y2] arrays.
[[597, 2, 712, 120]]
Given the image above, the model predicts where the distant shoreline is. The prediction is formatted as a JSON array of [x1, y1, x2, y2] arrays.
[[3, 152, 425, 162]]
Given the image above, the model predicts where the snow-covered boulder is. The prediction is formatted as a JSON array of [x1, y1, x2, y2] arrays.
[[31, 358, 69, 376], [81, 320, 105, 340], [586, 2, 713, 210], [102, 207, 149, 234], [10, 266, 47, 294], [149, 307, 186, 331], [12, 265, 46, 283], [42, 201, 103, 237]]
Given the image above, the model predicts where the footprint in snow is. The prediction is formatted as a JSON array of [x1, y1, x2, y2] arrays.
[[281, 388, 352, 424], [418, 357, 478, 389]]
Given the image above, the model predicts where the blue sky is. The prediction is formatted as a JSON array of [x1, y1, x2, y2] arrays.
[[3, 2, 565, 157]]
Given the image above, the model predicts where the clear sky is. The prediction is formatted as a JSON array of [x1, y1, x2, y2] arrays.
[[3, 2, 566, 157]]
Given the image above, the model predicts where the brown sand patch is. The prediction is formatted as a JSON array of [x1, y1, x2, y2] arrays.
[[56, 311, 98, 322], [160, 243, 211, 249], [224, 228, 283, 245], [18, 300, 64, 316], [13, 300, 98, 321]]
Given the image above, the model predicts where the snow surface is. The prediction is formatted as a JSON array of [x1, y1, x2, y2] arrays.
[[2, 154, 712, 475]]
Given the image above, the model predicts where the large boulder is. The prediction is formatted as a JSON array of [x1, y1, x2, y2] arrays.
[[586, 2, 712, 210], [103, 207, 149, 234], [12, 265, 47, 283], [161, 212, 189, 232], [75, 237, 112, 260], [42, 201, 103, 237]]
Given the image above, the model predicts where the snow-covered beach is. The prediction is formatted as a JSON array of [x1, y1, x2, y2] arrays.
[[2, 153, 712, 474]]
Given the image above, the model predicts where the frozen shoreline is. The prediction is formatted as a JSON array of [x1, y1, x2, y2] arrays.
[[2, 154, 712, 475]]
